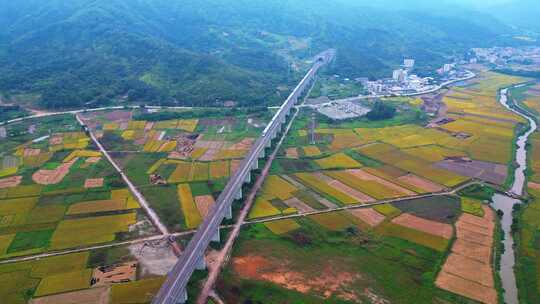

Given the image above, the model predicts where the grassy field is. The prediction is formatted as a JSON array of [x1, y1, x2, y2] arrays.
[[218, 214, 476, 304]]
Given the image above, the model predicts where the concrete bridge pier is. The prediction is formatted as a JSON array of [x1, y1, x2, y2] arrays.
[[176, 290, 187, 304], [252, 161, 258, 170], [245, 172, 251, 184], [235, 188, 242, 200], [212, 229, 220, 242], [225, 205, 232, 220], [196, 255, 206, 270]]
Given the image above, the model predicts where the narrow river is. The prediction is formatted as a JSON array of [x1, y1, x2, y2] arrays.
[[493, 86, 538, 304]]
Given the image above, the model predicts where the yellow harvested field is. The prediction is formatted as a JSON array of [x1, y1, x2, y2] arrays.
[[294, 172, 356, 205], [308, 212, 354, 231], [262, 175, 297, 201], [376, 222, 449, 251], [177, 119, 198, 132], [209, 161, 229, 179], [127, 120, 146, 130], [158, 141, 177, 152], [143, 140, 165, 152], [403, 145, 466, 163], [248, 196, 281, 219], [121, 130, 135, 140], [30, 252, 90, 277], [190, 162, 209, 181], [34, 269, 93, 297], [110, 277, 165, 304], [168, 161, 192, 183], [330, 132, 366, 151], [0, 234, 15, 255], [153, 120, 178, 129], [328, 169, 414, 200], [315, 153, 362, 169], [67, 199, 126, 215], [302, 146, 322, 157], [0, 197, 38, 227], [178, 184, 201, 229], [50, 213, 136, 249], [264, 219, 301, 235], [215, 149, 247, 160], [190, 148, 207, 160]]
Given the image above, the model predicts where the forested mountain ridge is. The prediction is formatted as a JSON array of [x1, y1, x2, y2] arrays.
[[0, 0, 525, 109]]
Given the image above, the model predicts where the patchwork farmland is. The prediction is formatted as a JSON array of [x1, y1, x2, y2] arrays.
[[0, 71, 532, 304], [78, 108, 270, 232], [225, 71, 527, 304]]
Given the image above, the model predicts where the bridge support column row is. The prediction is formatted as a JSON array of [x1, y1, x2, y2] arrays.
[[245, 172, 251, 184], [235, 188, 242, 200], [176, 289, 187, 304], [225, 205, 232, 219], [212, 229, 220, 242]]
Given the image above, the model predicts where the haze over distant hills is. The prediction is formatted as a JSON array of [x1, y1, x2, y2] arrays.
[[0, 0, 535, 109]]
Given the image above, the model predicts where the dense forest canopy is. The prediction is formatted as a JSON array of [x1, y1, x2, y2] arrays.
[[0, 0, 535, 109]]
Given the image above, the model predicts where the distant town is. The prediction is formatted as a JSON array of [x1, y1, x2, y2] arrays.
[[360, 58, 474, 97], [472, 46, 540, 71]]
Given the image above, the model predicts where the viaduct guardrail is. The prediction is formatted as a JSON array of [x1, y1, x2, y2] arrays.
[[152, 50, 335, 304]]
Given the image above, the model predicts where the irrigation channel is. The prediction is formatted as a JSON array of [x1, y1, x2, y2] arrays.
[[494, 85, 538, 304]]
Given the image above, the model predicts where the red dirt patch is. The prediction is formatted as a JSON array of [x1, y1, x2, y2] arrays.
[[232, 255, 360, 301], [0, 175, 22, 188], [32, 158, 77, 185], [348, 208, 385, 227], [528, 182, 540, 190], [391, 213, 453, 239]]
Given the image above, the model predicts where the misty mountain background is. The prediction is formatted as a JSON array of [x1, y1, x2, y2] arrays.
[[0, 0, 537, 109]]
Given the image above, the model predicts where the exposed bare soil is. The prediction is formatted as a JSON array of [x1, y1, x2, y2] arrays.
[[0, 175, 22, 188], [391, 213, 453, 239], [32, 158, 77, 185], [348, 208, 385, 227], [232, 255, 361, 301], [397, 174, 444, 192]]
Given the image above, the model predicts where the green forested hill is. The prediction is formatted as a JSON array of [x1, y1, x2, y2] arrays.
[[0, 0, 521, 108]]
